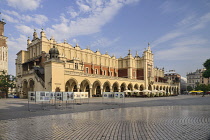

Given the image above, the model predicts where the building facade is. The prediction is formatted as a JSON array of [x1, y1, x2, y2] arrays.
[[16, 30, 179, 98], [164, 70, 181, 93], [187, 69, 210, 89], [0, 20, 8, 74]]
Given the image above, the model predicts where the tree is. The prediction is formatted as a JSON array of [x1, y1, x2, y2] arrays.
[[187, 86, 193, 91], [203, 59, 210, 78], [0, 71, 16, 98], [195, 84, 210, 93], [203, 69, 210, 78]]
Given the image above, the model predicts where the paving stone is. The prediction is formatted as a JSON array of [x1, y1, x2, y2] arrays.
[[0, 95, 210, 139]]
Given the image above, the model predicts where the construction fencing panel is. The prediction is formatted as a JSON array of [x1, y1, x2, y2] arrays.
[[102, 92, 125, 104]]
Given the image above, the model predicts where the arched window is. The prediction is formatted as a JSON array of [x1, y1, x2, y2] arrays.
[[95, 69, 98, 74]]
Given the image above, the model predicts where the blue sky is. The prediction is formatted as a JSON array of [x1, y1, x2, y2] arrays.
[[0, 0, 210, 78]]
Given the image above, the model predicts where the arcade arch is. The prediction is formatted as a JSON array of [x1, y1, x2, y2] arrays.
[[112, 82, 119, 92], [103, 81, 111, 92], [120, 83, 126, 92]]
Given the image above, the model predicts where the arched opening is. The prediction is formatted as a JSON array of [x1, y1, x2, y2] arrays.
[[171, 87, 174, 94], [127, 83, 133, 91], [120, 83, 126, 92], [166, 87, 169, 93], [103, 81, 111, 92], [134, 84, 139, 90], [148, 84, 152, 90], [92, 80, 101, 97], [80, 79, 91, 97], [65, 78, 78, 92], [55, 87, 60, 92], [22, 80, 28, 98], [29, 79, 35, 92], [139, 84, 144, 96], [112, 82, 119, 92], [73, 85, 77, 92]]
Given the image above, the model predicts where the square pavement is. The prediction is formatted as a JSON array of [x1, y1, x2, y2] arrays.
[[0, 95, 210, 140]]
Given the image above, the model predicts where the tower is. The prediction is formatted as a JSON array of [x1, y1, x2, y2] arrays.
[[143, 42, 154, 90], [0, 19, 8, 74]]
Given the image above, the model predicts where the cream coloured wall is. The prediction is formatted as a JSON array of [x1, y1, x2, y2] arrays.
[[16, 30, 180, 98]]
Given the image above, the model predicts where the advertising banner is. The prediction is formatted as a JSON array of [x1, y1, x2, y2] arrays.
[[36, 91, 51, 102], [103, 92, 115, 98], [80, 92, 88, 99], [74, 92, 81, 99], [62, 92, 74, 101], [49, 92, 55, 100], [55, 92, 62, 101], [28, 91, 36, 101], [114, 92, 124, 99]]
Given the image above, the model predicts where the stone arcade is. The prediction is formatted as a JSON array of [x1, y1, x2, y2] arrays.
[[16, 30, 179, 98]]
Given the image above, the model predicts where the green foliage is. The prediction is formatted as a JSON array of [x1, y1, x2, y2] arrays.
[[203, 59, 210, 78], [150, 93, 154, 97], [203, 59, 210, 69], [0, 71, 16, 98], [159, 93, 163, 97], [195, 84, 210, 93], [187, 86, 193, 91], [202, 69, 210, 78]]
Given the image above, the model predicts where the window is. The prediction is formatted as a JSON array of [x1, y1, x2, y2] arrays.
[[75, 63, 78, 69], [86, 67, 89, 73], [95, 69, 98, 74], [104, 70, 106, 75], [110, 72, 112, 76], [133, 72, 136, 79]]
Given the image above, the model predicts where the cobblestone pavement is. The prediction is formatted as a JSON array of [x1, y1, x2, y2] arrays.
[[0, 95, 210, 140]]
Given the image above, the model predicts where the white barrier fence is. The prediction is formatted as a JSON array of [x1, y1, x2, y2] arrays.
[[27, 91, 124, 111], [28, 91, 88, 102], [28, 91, 89, 111], [102, 92, 125, 104]]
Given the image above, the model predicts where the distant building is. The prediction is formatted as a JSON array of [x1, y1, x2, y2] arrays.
[[180, 77, 187, 93], [164, 70, 181, 82], [186, 69, 210, 89], [200, 69, 210, 85], [164, 70, 181, 93], [15, 30, 180, 98], [0, 20, 8, 74]]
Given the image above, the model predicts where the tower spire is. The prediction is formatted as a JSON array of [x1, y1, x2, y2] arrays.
[[33, 29, 38, 40], [128, 49, 131, 55], [148, 42, 151, 51]]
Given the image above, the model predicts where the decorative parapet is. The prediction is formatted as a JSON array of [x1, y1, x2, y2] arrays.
[[22, 69, 34, 75], [154, 82, 178, 87], [64, 70, 145, 83]]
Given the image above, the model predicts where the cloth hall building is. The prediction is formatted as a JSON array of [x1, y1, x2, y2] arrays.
[[16, 30, 179, 98], [0, 20, 8, 74]]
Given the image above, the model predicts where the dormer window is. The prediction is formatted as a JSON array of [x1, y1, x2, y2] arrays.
[[86, 67, 89, 73], [75, 63, 78, 69]]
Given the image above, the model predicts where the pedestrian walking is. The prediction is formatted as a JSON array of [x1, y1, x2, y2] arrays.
[[202, 92, 205, 97]]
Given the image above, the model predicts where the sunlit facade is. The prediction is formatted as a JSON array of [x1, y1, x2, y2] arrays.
[[16, 30, 179, 98], [0, 20, 8, 74]]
